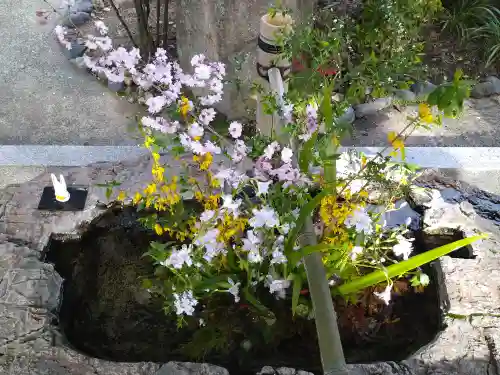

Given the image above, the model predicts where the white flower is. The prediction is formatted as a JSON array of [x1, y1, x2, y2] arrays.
[[228, 278, 241, 303], [393, 236, 414, 260], [271, 249, 287, 264], [188, 122, 204, 139], [199, 318, 206, 327], [94, 36, 113, 51], [256, 180, 272, 196], [194, 64, 212, 80], [345, 207, 373, 234], [200, 210, 215, 222], [249, 206, 280, 228], [230, 140, 248, 163], [203, 140, 221, 154], [94, 20, 108, 35], [146, 95, 167, 114], [280, 223, 290, 234], [266, 276, 291, 299], [189, 140, 205, 155], [199, 108, 216, 126], [281, 147, 293, 163], [222, 195, 242, 217], [191, 54, 205, 66], [141, 117, 178, 134], [282, 103, 294, 123], [194, 229, 226, 261], [242, 230, 262, 263], [374, 284, 392, 305], [263, 141, 280, 160], [173, 290, 198, 316], [200, 93, 223, 106], [161, 244, 193, 269], [214, 168, 248, 189], [350, 246, 364, 260], [229, 121, 243, 138]]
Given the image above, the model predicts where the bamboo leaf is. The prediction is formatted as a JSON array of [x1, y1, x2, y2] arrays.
[[292, 273, 302, 316], [289, 243, 338, 265], [334, 234, 487, 295], [243, 287, 272, 317]]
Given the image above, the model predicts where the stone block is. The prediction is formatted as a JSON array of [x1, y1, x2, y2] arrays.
[[354, 97, 393, 118]]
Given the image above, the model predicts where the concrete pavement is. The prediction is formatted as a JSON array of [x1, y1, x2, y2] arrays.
[[0, 0, 140, 145]]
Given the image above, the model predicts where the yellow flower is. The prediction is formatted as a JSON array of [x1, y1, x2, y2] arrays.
[[179, 96, 191, 117], [418, 103, 433, 123], [217, 214, 247, 243], [117, 191, 127, 202], [193, 153, 213, 171], [358, 190, 369, 199], [207, 172, 220, 188], [144, 136, 154, 149], [144, 183, 157, 196], [145, 196, 155, 208], [133, 192, 142, 205], [388, 131, 405, 158], [152, 152, 161, 163], [204, 194, 220, 210], [195, 191, 203, 202], [151, 164, 165, 182], [154, 223, 164, 235]]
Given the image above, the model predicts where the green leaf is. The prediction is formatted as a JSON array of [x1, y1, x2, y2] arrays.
[[334, 234, 487, 295], [453, 69, 463, 83], [243, 287, 272, 316], [106, 188, 112, 200], [292, 273, 302, 316], [298, 132, 318, 173], [193, 274, 233, 293], [289, 243, 338, 265], [284, 189, 330, 255]]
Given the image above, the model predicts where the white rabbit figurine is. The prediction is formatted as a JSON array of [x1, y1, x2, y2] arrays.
[[51, 174, 70, 203]]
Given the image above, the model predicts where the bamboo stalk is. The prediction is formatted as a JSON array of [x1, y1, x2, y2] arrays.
[[302, 223, 349, 375]]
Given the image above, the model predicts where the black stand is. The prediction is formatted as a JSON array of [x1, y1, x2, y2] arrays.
[[37, 186, 89, 211]]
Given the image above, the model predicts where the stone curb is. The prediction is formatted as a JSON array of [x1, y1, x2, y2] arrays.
[[0, 159, 498, 374]]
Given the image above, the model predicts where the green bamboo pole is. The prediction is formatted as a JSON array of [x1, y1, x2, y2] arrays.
[[301, 138, 349, 375], [258, 12, 349, 373]]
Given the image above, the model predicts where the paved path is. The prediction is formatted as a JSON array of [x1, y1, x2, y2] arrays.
[[0, 0, 140, 146], [346, 97, 500, 147]]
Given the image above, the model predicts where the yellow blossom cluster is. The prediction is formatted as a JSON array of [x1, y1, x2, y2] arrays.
[[216, 214, 247, 243], [193, 152, 213, 171], [319, 189, 367, 246]]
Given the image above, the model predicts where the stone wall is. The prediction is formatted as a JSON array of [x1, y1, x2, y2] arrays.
[[176, 0, 315, 121]]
